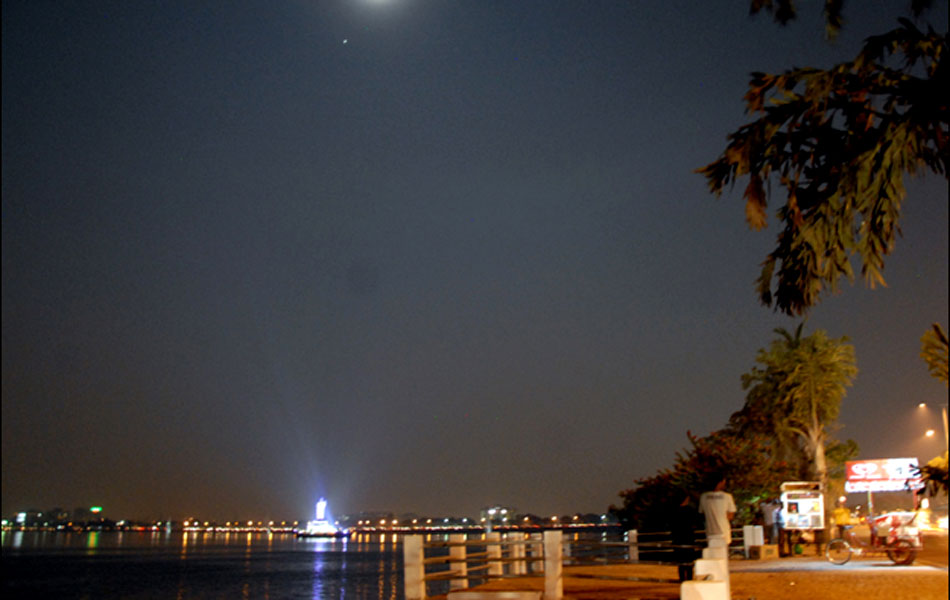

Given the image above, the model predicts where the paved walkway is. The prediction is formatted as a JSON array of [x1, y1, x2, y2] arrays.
[[443, 556, 948, 599], [732, 555, 948, 573], [440, 531, 949, 599]]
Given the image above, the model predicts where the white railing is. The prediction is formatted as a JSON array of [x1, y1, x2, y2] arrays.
[[403, 526, 754, 599], [404, 531, 560, 599], [403, 529, 666, 599]]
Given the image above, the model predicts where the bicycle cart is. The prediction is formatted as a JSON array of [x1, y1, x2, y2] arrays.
[[825, 511, 922, 565]]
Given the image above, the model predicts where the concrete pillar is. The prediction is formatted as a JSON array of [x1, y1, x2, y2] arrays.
[[512, 533, 527, 575], [543, 530, 563, 600], [486, 532, 502, 576], [403, 534, 426, 600], [680, 580, 729, 600], [449, 533, 467, 590], [694, 558, 729, 599], [627, 529, 639, 562], [743, 525, 764, 558], [530, 533, 543, 573]]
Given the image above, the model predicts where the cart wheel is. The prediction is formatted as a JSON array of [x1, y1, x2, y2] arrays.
[[886, 539, 916, 565], [825, 538, 852, 565]]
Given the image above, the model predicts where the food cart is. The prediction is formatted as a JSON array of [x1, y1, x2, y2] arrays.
[[779, 481, 824, 553]]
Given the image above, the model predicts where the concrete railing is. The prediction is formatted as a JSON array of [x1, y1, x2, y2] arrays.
[[404, 526, 755, 600], [404, 531, 568, 600]]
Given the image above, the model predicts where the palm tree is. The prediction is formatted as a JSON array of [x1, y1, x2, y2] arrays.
[[920, 323, 948, 385], [741, 324, 858, 492]]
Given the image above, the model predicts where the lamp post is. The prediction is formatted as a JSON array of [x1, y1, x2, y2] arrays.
[[918, 402, 949, 452]]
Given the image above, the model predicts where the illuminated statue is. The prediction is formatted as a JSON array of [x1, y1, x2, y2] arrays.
[[316, 498, 328, 521], [297, 496, 345, 538]]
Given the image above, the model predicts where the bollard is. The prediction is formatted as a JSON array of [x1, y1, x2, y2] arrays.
[[543, 530, 563, 600], [403, 535, 426, 600], [449, 533, 468, 590], [627, 529, 639, 563]]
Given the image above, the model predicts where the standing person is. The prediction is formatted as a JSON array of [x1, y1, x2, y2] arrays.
[[760, 498, 779, 544], [831, 498, 853, 539], [698, 478, 736, 548], [670, 493, 700, 582], [774, 502, 791, 556]]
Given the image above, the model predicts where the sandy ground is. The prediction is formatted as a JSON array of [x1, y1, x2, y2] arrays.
[[436, 532, 949, 599], [444, 563, 948, 600]]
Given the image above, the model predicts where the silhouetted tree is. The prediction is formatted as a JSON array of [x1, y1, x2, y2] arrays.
[[699, 1, 948, 315], [920, 322, 949, 384], [740, 325, 857, 493], [611, 427, 797, 531]]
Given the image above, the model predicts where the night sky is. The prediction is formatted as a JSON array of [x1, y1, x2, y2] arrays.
[[3, 1, 947, 522]]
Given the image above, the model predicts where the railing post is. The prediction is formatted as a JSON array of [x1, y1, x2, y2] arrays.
[[543, 530, 563, 600], [449, 533, 467, 590], [486, 531, 502, 577], [530, 533, 544, 573], [702, 533, 728, 560], [512, 533, 527, 575], [742, 525, 764, 558], [693, 557, 730, 599], [403, 534, 426, 600], [627, 529, 639, 562]]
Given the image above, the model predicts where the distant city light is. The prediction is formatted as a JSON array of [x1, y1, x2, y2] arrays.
[[90, 507, 103, 513], [926, 429, 936, 437]]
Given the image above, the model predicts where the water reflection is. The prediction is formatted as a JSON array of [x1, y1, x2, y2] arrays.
[[4, 531, 406, 600], [311, 539, 326, 598]]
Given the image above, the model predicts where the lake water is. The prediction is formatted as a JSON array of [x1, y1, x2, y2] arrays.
[[2, 530, 413, 599]]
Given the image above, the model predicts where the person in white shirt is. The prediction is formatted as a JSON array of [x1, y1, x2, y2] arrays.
[[699, 478, 736, 547]]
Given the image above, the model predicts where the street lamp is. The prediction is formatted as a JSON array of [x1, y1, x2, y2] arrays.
[[918, 402, 949, 451]]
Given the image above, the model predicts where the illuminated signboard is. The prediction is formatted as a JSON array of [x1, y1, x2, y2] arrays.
[[845, 458, 923, 493], [780, 481, 824, 530]]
